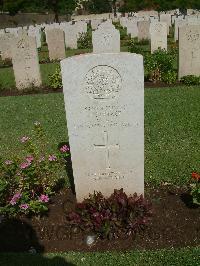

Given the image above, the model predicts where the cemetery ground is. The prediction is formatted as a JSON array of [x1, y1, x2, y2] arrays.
[[0, 87, 199, 264], [0, 24, 199, 265]]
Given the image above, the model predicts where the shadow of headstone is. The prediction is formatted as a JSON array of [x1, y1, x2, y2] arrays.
[[58, 142, 76, 195], [0, 217, 76, 265]]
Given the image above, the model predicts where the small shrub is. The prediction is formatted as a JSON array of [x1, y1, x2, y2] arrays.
[[77, 32, 92, 49], [180, 75, 200, 86], [48, 66, 62, 90], [67, 189, 152, 239], [113, 22, 129, 40], [0, 122, 69, 217], [144, 49, 176, 83], [137, 38, 149, 45], [162, 70, 177, 84], [190, 172, 200, 205], [128, 39, 145, 55]]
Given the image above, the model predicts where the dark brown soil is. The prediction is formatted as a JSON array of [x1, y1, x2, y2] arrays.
[[0, 185, 199, 253], [0, 82, 184, 98]]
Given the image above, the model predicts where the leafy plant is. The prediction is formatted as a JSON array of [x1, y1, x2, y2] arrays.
[[180, 75, 200, 86], [144, 49, 176, 83], [67, 189, 152, 239], [48, 65, 62, 90], [190, 172, 200, 205], [77, 32, 92, 49], [128, 39, 144, 55], [137, 38, 150, 45], [162, 70, 177, 84], [0, 122, 69, 217]]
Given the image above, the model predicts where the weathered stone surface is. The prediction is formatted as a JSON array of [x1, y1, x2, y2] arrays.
[[174, 18, 187, 41], [150, 22, 167, 53], [11, 36, 42, 89], [91, 19, 103, 30], [46, 28, 65, 60], [28, 26, 41, 48], [0, 33, 14, 60], [160, 13, 172, 31], [137, 21, 150, 40], [126, 20, 138, 38], [92, 26, 120, 53], [179, 25, 200, 79], [61, 53, 144, 201], [64, 25, 78, 49]]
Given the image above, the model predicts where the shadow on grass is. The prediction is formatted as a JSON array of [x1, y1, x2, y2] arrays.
[[0, 218, 75, 266], [58, 142, 75, 195], [180, 193, 199, 209]]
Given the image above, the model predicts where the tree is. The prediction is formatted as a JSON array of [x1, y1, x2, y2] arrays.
[[2, 0, 76, 20], [81, 0, 112, 14], [3, 0, 25, 15]]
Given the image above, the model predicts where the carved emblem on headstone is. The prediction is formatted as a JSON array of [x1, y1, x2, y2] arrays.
[[84, 65, 122, 99]]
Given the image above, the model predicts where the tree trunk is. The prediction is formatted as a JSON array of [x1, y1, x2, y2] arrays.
[[54, 11, 59, 22]]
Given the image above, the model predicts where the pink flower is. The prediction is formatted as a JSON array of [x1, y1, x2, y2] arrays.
[[26, 156, 34, 163], [20, 136, 30, 143], [20, 161, 31, 169], [10, 193, 21, 205], [39, 194, 49, 203], [48, 155, 57, 161], [5, 160, 13, 165], [60, 145, 70, 153], [19, 204, 29, 210]]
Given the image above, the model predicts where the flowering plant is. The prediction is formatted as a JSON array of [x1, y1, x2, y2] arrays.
[[190, 172, 200, 205], [67, 189, 152, 239], [0, 122, 70, 217]]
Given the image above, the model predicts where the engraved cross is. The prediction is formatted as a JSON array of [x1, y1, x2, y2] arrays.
[[94, 131, 120, 169]]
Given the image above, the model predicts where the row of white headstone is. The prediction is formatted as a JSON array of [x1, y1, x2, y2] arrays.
[[0, 18, 200, 90], [0, 20, 88, 61]]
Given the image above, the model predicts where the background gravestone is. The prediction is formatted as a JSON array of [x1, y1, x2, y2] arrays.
[[61, 53, 144, 201], [179, 25, 200, 79], [126, 20, 138, 38], [46, 29, 65, 61], [137, 21, 150, 41], [160, 13, 171, 34], [64, 25, 78, 49], [11, 36, 42, 89], [150, 22, 167, 53], [92, 27, 120, 53], [0, 33, 14, 60]]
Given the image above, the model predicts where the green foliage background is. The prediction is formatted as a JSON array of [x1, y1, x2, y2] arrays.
[[1, 0, 200, 16]]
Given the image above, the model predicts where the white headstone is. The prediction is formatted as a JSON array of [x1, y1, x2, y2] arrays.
[[64, 25, 78, 49], [137, 21, 150, 40], [61, 53, 144, 201], [174, 18, 187, 41], [0, 33, 14, 60], [91, 19, 103, 30], [179, 25, 200, 79], [92, 27, 120, 53], [126, 20, 138, 38], [46, 29, 65, 60], [11, 36, 42, 89], [150, 22, 168, 53], [160, 13, 171, 34]]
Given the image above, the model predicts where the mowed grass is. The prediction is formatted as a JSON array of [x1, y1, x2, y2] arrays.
[[0, 86, 200, 186], [0, 63, 59, 88], [0, 247, 199, 266]]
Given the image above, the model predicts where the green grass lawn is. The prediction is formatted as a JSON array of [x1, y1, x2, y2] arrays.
[[0, 86, 200, 186], [1, 247, 199, 266]]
